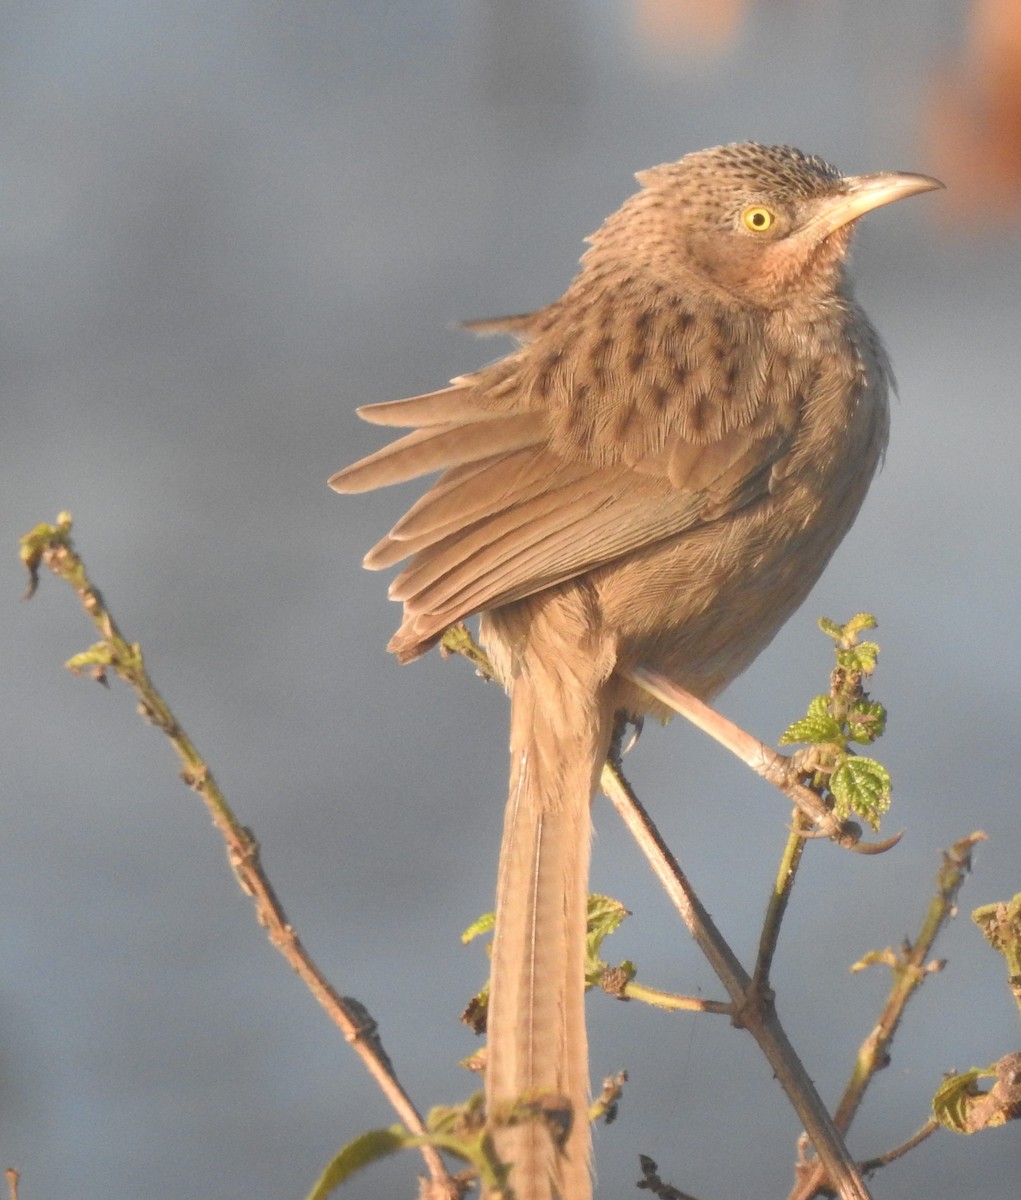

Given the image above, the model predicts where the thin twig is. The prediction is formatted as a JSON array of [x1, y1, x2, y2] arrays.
[[637, 1154, 705, 1200], [622, 979, 732, 1015], [20, 515, 459, 1199], [787, 832, 985, 1200], [857, 1119, 939, 1173], [839, 833, 984, 1129], [753, 819, 810, 996], [600, 759, 874, 1200]]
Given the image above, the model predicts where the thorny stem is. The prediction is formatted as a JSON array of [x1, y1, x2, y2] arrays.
[[20, 515, 459, 1199]]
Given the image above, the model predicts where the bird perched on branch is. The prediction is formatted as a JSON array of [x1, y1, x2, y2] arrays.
[[330, 143, 940, 1200]]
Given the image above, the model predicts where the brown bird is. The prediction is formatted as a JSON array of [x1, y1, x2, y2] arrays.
[[330, 143, 941, 1200]]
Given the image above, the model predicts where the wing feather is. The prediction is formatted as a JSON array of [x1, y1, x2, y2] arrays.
[[328, 412, 542, 493], [366, 451, 592, 568], [354, 383, 501, 428]]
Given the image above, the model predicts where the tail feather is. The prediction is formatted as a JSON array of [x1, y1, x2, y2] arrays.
[[485, 651, 614, 1200]]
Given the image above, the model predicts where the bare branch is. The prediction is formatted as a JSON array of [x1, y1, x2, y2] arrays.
[[20, 515, 459, 1198]]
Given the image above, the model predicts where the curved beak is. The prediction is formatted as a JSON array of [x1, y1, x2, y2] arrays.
[[805, 171, 944, 239]]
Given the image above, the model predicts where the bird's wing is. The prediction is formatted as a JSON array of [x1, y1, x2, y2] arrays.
[[329, 348, 802, 660], [459, 311, 546, 340]]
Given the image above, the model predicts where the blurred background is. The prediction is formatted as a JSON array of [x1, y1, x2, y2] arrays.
[[2, 2, 1020, 1198]]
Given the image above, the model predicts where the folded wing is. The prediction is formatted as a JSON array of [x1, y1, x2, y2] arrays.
[[330, 358, 796, 661]]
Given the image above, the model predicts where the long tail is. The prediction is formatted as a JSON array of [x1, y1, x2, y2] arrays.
[[484, 647, 615, 1200]]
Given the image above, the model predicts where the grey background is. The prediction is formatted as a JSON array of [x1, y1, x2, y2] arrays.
[[2, 2, 1020, 1198]]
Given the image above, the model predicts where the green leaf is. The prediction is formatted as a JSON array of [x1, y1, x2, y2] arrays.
[[306, 1126, 412, 1200], [818, 614, 879, 672], [830, 757, 891, 829], [837, 640, 879, 674], [19, 512, 74, 598], [844, 612, 878, 637], [847, 700, 887, 745], [972, 894, 1021, 983], [932, 1067, 998, 1135], [65, 639, 144, 679], [818, 616, 844, 640], [65, 643, 116, 674], [818, 612, 876, 643], [780, 694, 841, 746], [586, 894, 629, 946], [779, 711, 842, 747], [307, 1097, 507, 1200], [849, 947, 898, 973], [584, 894, 631, 988], [461, 911, 495, 945]]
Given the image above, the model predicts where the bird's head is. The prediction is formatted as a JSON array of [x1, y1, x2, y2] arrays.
[[584, 143, 942, 309]]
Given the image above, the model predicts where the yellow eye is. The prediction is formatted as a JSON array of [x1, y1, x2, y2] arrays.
[[741, 205, 775, 233]]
